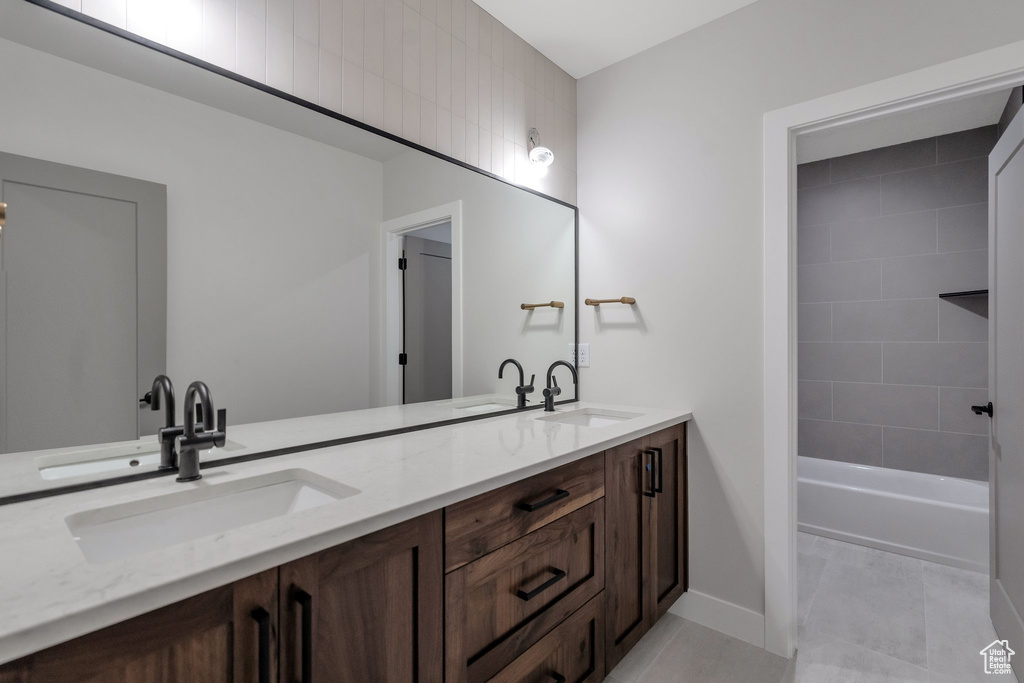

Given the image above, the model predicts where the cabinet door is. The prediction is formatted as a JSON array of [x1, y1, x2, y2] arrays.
[[648, 423, 688, 620], [604, 437, 652, 670], [279, 511, 443, 683], [0, 570, 279, 683]]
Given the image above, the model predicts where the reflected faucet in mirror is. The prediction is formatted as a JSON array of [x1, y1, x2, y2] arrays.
[[174, 381, 227, 482], [498, 358, 535, 409], [142, 375, 181, 471], [543, 361, 578, 412]]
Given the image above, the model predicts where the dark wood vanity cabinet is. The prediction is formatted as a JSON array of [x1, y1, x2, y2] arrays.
[[604, 423, 688, 671], [0, 422, 688, 683], [279, 511, 444, 683], [0, 514, 442, 683], [0, 569, 279, 683]]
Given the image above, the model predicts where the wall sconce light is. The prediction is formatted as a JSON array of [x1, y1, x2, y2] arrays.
[[528, 128, 554, 169]]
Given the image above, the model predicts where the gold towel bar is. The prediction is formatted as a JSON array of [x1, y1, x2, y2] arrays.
[[585, 297, 636, 306], [521, 301, 565, 310]]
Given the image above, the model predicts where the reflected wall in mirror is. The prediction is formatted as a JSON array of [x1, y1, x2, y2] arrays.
[[0, 3, 577, 500]]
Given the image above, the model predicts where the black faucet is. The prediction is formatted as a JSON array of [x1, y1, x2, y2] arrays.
[[175, 381, 227, 482], [498, 358, 535, 409], [543, 360, 578, 412], [145, 375, 182, 471]]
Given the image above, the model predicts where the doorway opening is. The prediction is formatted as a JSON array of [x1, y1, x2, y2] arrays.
[[763, 42, 1024, 664], [790, 90, 1016, 680], [381, 201, 463, 407]]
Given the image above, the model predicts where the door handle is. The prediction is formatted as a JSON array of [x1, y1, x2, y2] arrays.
[[643, 450, 656, 498], [971, 402, 994, 417], [649, 447, 664, 494], [251, 607, 271, 683], [295, 588, 313, 683]]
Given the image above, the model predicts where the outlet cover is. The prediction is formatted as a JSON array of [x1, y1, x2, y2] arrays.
[[578, 343, 590, 367]]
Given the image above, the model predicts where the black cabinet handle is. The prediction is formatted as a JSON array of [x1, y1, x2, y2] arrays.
[[643, 450, 656, 498], [648, 447, 664, 494], [517, 489, 569, 512], [551, 674, 566, 683], [516, 567, 568, 601], [251, 607, 271, 683], [972, 402, 994, 417], [295, 589, 313, 683]]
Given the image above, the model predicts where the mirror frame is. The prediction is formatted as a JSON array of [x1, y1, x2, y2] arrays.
[[0, 0, 579, 505]]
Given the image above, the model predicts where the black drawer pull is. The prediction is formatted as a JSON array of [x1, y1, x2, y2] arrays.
[[516, 488, 569, 512], [295, 589, 313, 683], [516, 567, 568, 601], [251, 607, 271, 683], [551, 674, 566, 683]]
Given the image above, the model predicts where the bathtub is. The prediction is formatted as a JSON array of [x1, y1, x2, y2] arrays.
[[797, 456, 989, 572]]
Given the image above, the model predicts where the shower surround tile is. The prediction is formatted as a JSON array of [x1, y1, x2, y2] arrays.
[[797, 128, 993, 480]]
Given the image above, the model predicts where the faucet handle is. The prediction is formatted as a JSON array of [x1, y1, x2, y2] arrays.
[[517, 374, 536, 395], [139, 391, 153, 408], [213, 409, 228, 448]]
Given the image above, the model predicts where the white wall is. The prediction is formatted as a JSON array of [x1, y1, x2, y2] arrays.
[[0, 38, 383, 425], [43, 0, 579, 204], [577, 0, 1024, 618], [382, 150, 575, 399]]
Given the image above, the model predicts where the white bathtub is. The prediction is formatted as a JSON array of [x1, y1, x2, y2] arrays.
[[797, 456, 989, 572]]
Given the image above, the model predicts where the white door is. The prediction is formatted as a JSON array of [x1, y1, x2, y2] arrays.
[[990, 104, 1024, 671], [402, 234, 452, 404], [0, 153, 166, 454]]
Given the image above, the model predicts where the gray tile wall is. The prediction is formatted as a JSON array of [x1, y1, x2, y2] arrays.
[[54, 0, 578, 204], [797, 127, 994, 481]]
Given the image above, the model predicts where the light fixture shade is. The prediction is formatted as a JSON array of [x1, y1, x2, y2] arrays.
[[527, 127, 555, 167], [529, 145, 554, 167]]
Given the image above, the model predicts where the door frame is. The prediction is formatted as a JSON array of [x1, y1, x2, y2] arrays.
[[381, 201, 463, 406], [762, 40, 1024, 657]]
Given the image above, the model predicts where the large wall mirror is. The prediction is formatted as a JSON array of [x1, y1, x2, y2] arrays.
[[0, 0, 577, 501]]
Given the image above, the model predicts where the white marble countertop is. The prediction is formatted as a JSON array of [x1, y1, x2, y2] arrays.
[[0, 401, 691, 665], [0, 393, 524, 499]]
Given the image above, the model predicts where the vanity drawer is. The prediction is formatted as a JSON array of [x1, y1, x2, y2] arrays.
[[489, 593, 605, 683], [445, 501, 605, 683], [445, 453, 604, 572]]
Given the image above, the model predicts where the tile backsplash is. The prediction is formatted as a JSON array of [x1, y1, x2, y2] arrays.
[[796, 126, 994, 481], [54, 0, 577, 204]]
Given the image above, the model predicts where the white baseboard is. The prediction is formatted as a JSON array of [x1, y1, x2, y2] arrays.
[[668, 590, 766, 649]]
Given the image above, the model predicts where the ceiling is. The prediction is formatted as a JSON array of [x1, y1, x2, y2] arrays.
[[473, 0, 761, 79], [797, 89, 1012, 164]]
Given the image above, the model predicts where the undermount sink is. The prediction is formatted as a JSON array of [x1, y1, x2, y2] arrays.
[[451, 397, 516, 413], [458, 402, 511, 413], [537, 408, 643, 428], [66, 469, 359, 563], [36, 439, 246, 481]]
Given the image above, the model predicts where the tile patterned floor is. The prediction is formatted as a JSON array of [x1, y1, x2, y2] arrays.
[[607, 533, 1019, 682]]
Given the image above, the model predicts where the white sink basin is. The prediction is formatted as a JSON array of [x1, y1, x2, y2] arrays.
[[66, 469, 359, 563], [451, 397, 516, 413], [537, 408, 643, 428], [458, 402, 512, 413], [37, 439, 246, 480]]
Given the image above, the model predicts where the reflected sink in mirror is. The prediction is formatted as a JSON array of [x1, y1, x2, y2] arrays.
[[36, 439, 247, 481], [536, 408, 644, 428], [450, 397, 518, 414], [66, 469, 358, 563]]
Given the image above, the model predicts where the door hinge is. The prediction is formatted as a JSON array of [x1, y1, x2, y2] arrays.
[[398, 257, 407, 270], [398, 352, 408, 366]]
